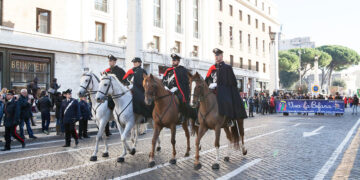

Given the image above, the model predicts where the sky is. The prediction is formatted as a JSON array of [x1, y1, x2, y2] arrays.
[[272, 0, 360, 54]]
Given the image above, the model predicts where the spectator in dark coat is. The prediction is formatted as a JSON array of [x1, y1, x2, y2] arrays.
[[1, 90, 25, 151], [50, 78, 61, 108], [37, 91, 52, 135], [55, 92, 64, 135], [18, 89, 37, 139], [248, 97, 254, 117], [352, 95, 359, 115], [27, 77, 39, 99], [254, 96, 259, 114], [79, 96, 91, 139]]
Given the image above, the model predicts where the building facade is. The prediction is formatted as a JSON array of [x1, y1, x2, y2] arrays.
[[279, 37, 315, 51], [0, 0, 279, 97]]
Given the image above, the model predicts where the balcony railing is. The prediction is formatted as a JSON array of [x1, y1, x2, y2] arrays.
[[154, 19, 162, 28], [194, 32, 199, 38], [175, 26, 183, 33], [95, 1, 108, 12]]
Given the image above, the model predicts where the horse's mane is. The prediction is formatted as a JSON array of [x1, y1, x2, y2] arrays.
[[151, 75, 165, 88], [82, 70, 100, 83]]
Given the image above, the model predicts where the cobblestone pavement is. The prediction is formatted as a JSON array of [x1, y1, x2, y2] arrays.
[[0, 112, 360, 180]]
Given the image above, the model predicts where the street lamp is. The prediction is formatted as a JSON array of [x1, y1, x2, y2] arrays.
[[297, 48, 305, 85], [314, 55, 320, 86], [269, 32, 276, 42]]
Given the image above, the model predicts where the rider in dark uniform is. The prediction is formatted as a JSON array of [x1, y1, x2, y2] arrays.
[[122, 57, 153, 119], [205, 48, 247, 126], [103, 54, 126, 136], [162, 54, 196, 121]]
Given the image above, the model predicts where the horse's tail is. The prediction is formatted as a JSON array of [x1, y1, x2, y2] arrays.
[[230, 119, 241, 150], [190, 118, 197, 136]]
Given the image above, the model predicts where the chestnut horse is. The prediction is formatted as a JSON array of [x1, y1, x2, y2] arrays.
[[143, 74, 192, 167], [189, 72, 247, 170]]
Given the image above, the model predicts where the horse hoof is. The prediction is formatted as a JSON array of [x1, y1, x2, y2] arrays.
[[184, 152, 190, 157], [242, 149, 248, 155], [130, 148, 136, 155], [224, 157, 230, 162], [156, 147, 161, 151], [194, 163, 202, 170], [212, 163, 220, 170], [169, 159, 177, 164], [90, 156, 97, 161], [148, 161, 156, 168], [102, 152, 109, 157], [199, 145, 202, 151], [117, 157, 125, 163]]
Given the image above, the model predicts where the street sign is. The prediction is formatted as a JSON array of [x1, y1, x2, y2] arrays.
[[312, 85, 320, 93]]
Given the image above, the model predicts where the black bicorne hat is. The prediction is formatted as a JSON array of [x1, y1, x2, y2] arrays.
[[108, 54, 117, 61], [64, 89, 72, 94], [213, 48, 224, 55], [7, 90, 15, 95], [131, 57, 142, 63], [171, 53, 181, 61]]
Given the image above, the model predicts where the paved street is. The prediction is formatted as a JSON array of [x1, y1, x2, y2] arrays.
[[1, 111, 360, 180]]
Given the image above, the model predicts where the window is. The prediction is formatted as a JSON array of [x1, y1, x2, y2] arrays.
[[268, 26, 272, 33], [219, 22, 223, 44], [262, 2, 264, 10], [268, 6, 271, 15], [95, 0, 108, 12], [175, 0, 182, 33], [256, 37, 258, 53], [193, 0, 199, 38], [262, 40, 265, 53], [95, 22, 105, 42], [229, 26, 233, 47], [175, 41, 181, 53], [239, 30, 243, 50], [262, 23, 265, 32], [256, 61, 259, 72], [153, 36, 160, 52], [247, 15, 251, 25], [248, 59, 252, 70], [255, 19, 258, 29], [219, 0, 222, 11], [230, 55, 234, 66], [263, 63, 266, 73], [255, 0, 258, 6], [239, 10, 242, 21], [154, 0, 161, 27], [193, 45, 198, 57], [36, 8, 51, 34], [240, 57, 243, 68], [248, 34, 251, 53], [229, 5, 233, 16]]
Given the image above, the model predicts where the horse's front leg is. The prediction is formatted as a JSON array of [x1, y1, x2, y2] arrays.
[[237, 119, 247, 155], [90, 117, 107, 161], [169, 124, 177, 164], [212, 126, 221, 170], [149, 124, 161, 167], [194, 124, 207, 170], [130, 116, 141, 155], [182, 119, 191, 157], [223, 127, 233, 162]]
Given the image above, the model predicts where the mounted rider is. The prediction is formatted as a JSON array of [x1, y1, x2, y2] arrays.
[[162, 53, 196, 121], [122, 57, 153, 118], [205, 48, 247, 125], [103, 54, 125, 136]]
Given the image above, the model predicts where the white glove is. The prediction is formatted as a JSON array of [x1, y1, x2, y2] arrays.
[[164, 86, 169, 91], [127, 84, 133, 89], [170, 87, 178, 93], [209, 83, 217, 89]]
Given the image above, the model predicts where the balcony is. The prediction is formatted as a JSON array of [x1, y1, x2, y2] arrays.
[[95, 1, 108, 12]]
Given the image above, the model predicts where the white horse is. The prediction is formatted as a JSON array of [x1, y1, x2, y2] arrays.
[[95, 72, 143, 162], [78, 70, 113, 161]]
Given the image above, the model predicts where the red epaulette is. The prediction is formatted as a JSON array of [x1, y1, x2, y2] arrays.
[[123, 69, 134, 80], [104, 68, 111, 73], [163, 67, 174, 76], [206, 65, 216, 78]]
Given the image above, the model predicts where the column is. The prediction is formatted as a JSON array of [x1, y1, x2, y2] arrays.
[[126, 0, 143, 70]]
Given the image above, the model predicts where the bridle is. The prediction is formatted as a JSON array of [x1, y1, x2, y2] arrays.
[[80, 73, 99, 95], [191, 79, 216, 123]]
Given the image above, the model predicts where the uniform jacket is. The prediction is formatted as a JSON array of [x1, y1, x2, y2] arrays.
[[79, 100, 92, 120], [60, 98, 80, 123], [55, 96, 63, 120], [4, 98, 21, 127], [205, 61, 247, 119], [162, 65, 190, 103], [37, 96, 52, 113], [18, 95, 32, 120], [123, 66, 153, 118], [105, 65, 126, 82]]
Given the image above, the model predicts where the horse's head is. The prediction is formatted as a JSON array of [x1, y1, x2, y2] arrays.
[[79, 70, 96, 97], [189, 72, 206, 108], [95, 72, 114, 103], [143, 74, 161, 105]]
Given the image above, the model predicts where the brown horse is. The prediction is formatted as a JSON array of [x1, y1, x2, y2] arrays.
[[188, 72, 247, 170], [143, 74, 192, 167]]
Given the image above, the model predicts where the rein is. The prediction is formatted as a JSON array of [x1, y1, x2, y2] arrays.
[[80, 73, 100, 96], [155, 93, 175, 125], [191, 79, 216, 123]]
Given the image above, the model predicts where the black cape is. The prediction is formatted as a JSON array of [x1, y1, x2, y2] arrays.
[[205, 61, 247, 119], [123, 67, 153, 118], [162, 66, 190, 103], [105, 65, 125, 82]]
